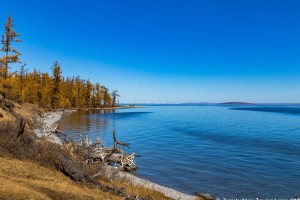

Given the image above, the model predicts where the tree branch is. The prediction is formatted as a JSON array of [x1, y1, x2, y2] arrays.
[[102, 131, 130, 164]]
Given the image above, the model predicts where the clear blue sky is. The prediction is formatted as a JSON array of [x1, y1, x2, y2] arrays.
[[1, 0, 300, 103]]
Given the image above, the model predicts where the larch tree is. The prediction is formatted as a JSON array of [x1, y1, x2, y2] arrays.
[[94, 83, 101, 108], [17, 63, 27, 103], [91, 84, 96, 108], [1, 14, 21, 79], [0, 57, 4, 78], [23, 68, 39, 104], [75, 76, 84, 108], [102, 87, 111, 108], [111, 90, 120, 108], [84, 80, 92, 108], [37, 70, 42, 107], [0, 15, 117, 110], [64, 77, 75, 108], [51, 61, 62, 109], [41, 73, 52, 108]]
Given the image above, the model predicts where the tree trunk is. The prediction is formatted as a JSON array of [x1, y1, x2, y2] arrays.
[[16, 118, 26, 138]]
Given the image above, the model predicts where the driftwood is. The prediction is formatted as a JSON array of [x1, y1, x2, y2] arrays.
[[37, 143, 138, 199], [36, 113, 64, 135], [56, 151, 86, 182], [1, 105, 140, 199], [99, 131, 136, 171], [35, 112, 137, 171], [70, 131, 137, 172], [103, 131, 129, 163]]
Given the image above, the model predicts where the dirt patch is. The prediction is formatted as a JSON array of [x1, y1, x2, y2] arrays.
[[0, 107, 15, 123]]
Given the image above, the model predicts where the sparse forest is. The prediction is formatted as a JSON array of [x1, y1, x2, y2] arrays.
[[0, 15, 118, 110]]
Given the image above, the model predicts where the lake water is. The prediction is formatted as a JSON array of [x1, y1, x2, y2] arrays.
[[59, 105, 300, 198]]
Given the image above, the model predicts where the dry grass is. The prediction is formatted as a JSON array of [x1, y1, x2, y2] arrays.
[[0, 107, 15, 122], [99, 177, 173, 200], [0, 157, 121, 200], [0, 122, 171, 200], [0, 102, 186, 200]]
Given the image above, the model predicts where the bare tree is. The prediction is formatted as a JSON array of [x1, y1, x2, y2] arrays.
[[111, 90, 120, 108]]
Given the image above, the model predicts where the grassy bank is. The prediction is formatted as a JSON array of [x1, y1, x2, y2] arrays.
[[0, 103, 176, 200], [0, 157, 121, 200]]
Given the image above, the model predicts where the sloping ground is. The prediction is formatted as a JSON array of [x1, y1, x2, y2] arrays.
[[0, 103, 43, 126], [0, 107, 15, 122], [0, 157, 121, 200], [0, 103, 198, 200]]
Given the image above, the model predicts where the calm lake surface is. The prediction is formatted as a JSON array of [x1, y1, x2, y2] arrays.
[[59, 105, 300, 198]]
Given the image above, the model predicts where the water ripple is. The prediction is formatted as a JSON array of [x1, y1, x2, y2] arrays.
[[60, 106, 300, 198]]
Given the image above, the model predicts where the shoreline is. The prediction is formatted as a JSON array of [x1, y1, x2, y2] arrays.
[[33, 111, 65, 145], [78, 105, 144, 111], [35, 108, 199, 200], [117, 170, 197, 200]]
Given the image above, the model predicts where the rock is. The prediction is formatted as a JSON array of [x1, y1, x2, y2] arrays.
[[194, 192, 217, 200]]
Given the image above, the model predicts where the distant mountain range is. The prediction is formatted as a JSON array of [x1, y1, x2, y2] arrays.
[[220, 102, 254, 105], [122, 102, 300, 106]]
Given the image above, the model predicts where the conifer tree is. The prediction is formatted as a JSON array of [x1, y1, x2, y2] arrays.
[[84, 80, 92, 108], [41, 73, 52, 108], [75, 76, 84, 108], [51, 61, 62, 109], [102, 87, 111, 108], [37, 71, 42, 107], [111, 90, 120, 107], [94, 83, 101, 108], [0, 14, 117, 110], [64, 77, 75, 108], [17, 63, 27, 103], [1, 15, 21, 79], [0, 57, 4, 78]]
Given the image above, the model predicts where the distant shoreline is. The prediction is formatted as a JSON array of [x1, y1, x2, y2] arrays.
[[74, 105, 144, 111]]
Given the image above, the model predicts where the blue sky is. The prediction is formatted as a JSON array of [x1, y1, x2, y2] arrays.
[[1, 0, 300, 103]]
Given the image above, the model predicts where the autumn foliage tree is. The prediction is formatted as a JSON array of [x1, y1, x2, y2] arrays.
[[0, 15, 22, 103], [51, 61, 61, 109], [0, 15, 116, 110]]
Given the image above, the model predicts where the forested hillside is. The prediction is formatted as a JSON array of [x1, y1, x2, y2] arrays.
[[0, 15, 117, 109]]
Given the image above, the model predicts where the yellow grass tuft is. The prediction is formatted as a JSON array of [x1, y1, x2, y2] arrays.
[[0, 157, 121, 200]]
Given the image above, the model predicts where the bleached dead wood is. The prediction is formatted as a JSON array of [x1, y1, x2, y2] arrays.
[[73, 131, 136, 172], [34, 111, 63, 144], [103, 131, 129, 164]]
